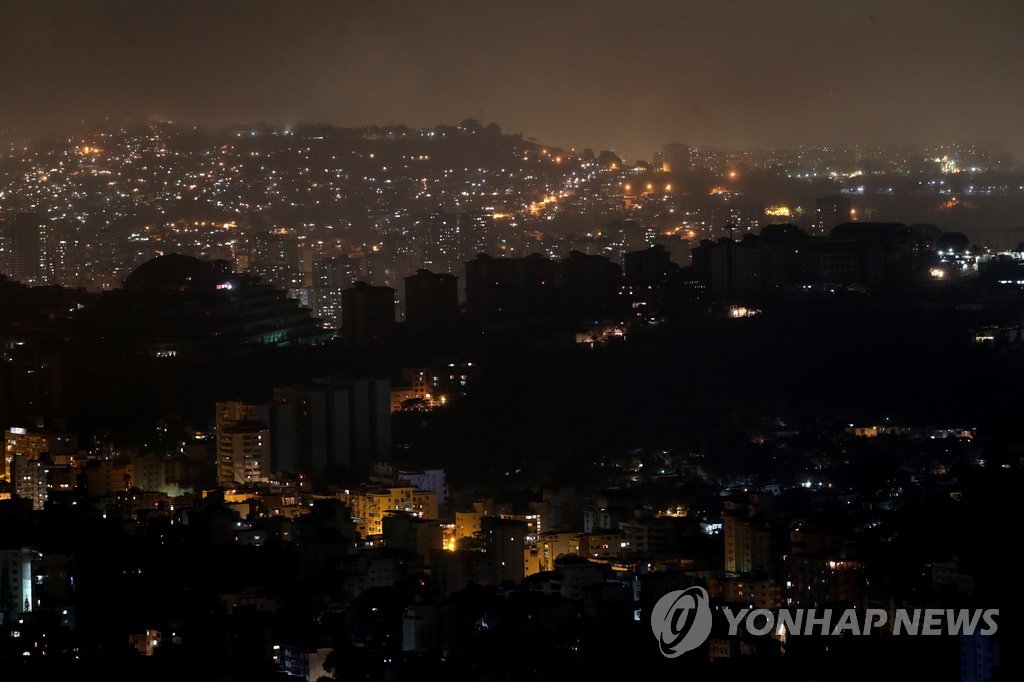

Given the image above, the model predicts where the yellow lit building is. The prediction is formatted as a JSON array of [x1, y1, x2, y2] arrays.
[[341, 486, 438, 538], [411, 489, 439, 522], [724, 501, 773, 575], [217, 424, 271, 488], [539, 531, 580, 572], [390, 369, 436, 412], [524, 547, 541, 577], [215, 400, 272, 487], [3, 428, 75, 482], [577, 531, 623, 562], [454, 511, 483, 541]]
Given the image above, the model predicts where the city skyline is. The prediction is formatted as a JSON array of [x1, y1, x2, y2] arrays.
[[1, 3, 1021, 679]]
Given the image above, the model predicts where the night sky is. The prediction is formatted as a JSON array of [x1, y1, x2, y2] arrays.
[[2, 0, 1022, 158]]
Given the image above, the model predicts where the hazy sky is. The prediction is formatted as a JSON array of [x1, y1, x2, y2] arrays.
[[2, 0, 1022, 159]]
